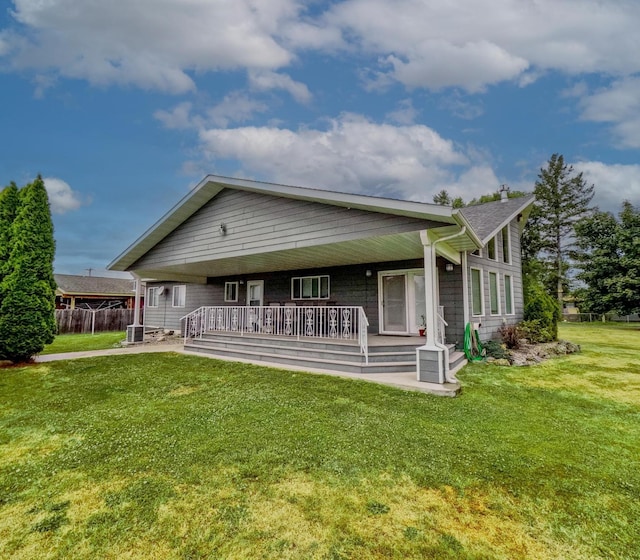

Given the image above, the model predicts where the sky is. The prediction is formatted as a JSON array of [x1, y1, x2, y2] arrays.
[[1, 0, 639, 278]]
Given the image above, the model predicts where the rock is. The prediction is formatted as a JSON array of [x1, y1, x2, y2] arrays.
[[486, 356, 495, 363], [493, 358, 511, 366]]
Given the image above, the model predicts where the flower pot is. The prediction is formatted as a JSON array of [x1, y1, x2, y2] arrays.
[[419, 328, 425, 336]]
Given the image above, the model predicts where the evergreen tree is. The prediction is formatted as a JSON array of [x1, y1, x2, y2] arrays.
[[0, 176, 57, 362], [574, 201, 640, 315], [530, 154, 594, 306], [0, 183, 19, 276]]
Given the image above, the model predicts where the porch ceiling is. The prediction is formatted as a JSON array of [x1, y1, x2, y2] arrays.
[[136, 228, 478, 282]]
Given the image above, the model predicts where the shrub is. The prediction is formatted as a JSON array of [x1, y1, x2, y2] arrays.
[[499, 324, 521, 349], [523, 277, 560, 342], [483, 340, 511, 361]]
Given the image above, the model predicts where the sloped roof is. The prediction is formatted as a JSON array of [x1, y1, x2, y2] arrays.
[[55, 274, 134, 296], [108, 175, 535, 275], [459, 195, 535, 244]]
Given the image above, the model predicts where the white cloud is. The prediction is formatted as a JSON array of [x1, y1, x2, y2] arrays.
[[578, 77, 640, 148], [4, 0, 639, 96], [386, 99, 419, 125], [323, 0, 640, 91], [44, 177, 85, 214], [248, 70, 312, 104], [197, 113, 501, 201], [572, 161, 640, 212], [153, 102, 195, 130], [3, 0, 298, 93]]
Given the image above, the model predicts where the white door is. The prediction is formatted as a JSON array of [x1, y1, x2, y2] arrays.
[[379, 271, 427, 335], [246, 280, 264, 306]]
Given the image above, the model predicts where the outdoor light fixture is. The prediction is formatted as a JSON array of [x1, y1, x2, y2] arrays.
[[365, 270, 372, 277], [219, 223, 227, 235], [445, 263, 454, 272]]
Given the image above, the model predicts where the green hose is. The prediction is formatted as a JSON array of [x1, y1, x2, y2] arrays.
[[464, 323, 484, 361]]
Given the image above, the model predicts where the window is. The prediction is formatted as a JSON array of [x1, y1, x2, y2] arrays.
[[501, 225, 511, 264], [292, 275, 330, 300], [471, 248, 482, 257], [172, 285, 186, 308], [470, 268, 483, 316], [487, 237, 496, 260], [224, 281, 239, 302], [504, 275, 514, 315], [489, 272, 500, 315], [147, 286, 160, 308]]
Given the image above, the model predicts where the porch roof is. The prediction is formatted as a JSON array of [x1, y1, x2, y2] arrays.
[[108, 175, 528, 281]]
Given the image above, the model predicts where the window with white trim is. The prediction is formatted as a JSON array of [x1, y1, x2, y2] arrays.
[[470, 268, 483, 316], [224, 281, 239, 302], [172, 285, 186, 308], [147, 287, 160, 308], [504, 274, 514, 315], [501, 225, 511, 264], [292, 275, 330, 300], [487, 237, 497, 260], [471, 248, 482, 257], [489, 272, 500, 315]]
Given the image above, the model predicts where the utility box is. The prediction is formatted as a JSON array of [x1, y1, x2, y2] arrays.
[[126, 325, 144, 343]]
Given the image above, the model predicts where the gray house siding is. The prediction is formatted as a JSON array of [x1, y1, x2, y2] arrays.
[[144, 282, 220, 332], [132, 189, 441, 270], [467, 220, 524, 342], [148, 256, 469, 340]]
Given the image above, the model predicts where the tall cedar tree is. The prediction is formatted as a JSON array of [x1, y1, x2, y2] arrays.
[[528, 154, 594, 306], [574, 201, 640, 315], [0, 176, 57, 362], [0, 183, 19, 276]]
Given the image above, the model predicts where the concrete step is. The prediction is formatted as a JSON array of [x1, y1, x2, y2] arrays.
[[186, 342, 416, 374]]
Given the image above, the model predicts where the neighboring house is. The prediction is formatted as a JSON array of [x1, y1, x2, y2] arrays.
[[55, 274, 138, 310], [109, 175, 534, 389]]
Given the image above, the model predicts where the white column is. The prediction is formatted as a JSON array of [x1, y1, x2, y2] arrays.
[[132, 274, 142, 326], [419, 230, 439, 349]]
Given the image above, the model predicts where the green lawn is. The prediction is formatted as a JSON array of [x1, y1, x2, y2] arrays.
[[1, 323, 638, 559], [40, 331, 126, 355]]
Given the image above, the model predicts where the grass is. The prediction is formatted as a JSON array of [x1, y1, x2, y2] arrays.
[[40, 331, 126, 355], [0, 323, 638, 559]]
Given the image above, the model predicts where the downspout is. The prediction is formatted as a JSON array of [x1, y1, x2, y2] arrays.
[[132, 272, 142, 327], [430, 227, 466, 384]]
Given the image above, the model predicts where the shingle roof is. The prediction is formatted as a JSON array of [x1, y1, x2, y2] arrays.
[[54, 274, 134, 296], [458, 195, 535, 244]]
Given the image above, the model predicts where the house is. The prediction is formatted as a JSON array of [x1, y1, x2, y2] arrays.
[[109, 175, 534, 391], [55, 274, 138, 310]]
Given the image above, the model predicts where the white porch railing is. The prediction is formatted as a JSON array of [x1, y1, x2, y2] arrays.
[[436, 305, 447, 345], [182, 305, 370, 363]]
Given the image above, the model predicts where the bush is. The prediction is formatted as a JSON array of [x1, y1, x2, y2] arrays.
[[499, 324, 521, 349], [523, 277, 560, 342], [518, 319, 554, 344], [483, 340, 511, 361]]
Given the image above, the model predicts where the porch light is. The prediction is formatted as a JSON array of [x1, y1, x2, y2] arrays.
[[365, 270, 372, 277], [219, 223, 227, 235], [445, 263, 454, 272]]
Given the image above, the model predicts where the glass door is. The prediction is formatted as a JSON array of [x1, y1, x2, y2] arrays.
[[246, 280, 264, 306], [381, 274, 408, 333], [379, 270, 428, 335]]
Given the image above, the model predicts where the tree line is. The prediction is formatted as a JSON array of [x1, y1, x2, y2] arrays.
[[0, 176, 57, 363]]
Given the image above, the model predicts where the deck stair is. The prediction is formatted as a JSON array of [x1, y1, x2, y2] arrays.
[[184, 332, 466, 376]]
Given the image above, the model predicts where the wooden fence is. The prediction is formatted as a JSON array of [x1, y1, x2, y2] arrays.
[[56, 308, 142, 334]]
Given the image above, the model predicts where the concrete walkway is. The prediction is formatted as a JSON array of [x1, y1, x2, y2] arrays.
[[35, 343, 460, 397]]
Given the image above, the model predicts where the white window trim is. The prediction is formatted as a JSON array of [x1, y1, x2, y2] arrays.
[[224, 281, 239, 302], [504, 274, 515, 315], [486, 236, 498, 261], [470, 267, 484, 317], [291, 275, 330, 300], [502, 225, 512, 264], [147, 286, 159, 308], [488, 271, 501, 316], [172, 285, 186, 308]]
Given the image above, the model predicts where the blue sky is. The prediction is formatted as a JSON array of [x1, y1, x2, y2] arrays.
[[1, 0, 639, 277]]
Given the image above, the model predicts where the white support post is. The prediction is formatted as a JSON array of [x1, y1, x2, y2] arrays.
[[416, 230, 445, 383], [132, 274, 142, 327]]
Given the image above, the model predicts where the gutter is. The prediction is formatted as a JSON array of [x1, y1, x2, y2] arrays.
[[430, 226, 468, 384]]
